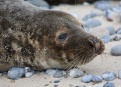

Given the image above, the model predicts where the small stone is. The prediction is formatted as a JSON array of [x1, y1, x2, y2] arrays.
[[111, 45, 121, 56], [106, 17, 113, 22], [119, 2, 121, 7], [106, 26, 115, 35], [25, 0, 49, 9], [24, 67, 34, 78], [119, 13, 121, 22], [69, 68, 84, 78], [70, 13, 78, 19], [81, 74, 92, 83], [101, 35, 110, 43], [45, 69, 58, 76], [53, 70, 65, 78], [110, 34, 121, 41], [118, 69, 121, 79], [53, 80, 60, 83], [94, 1, 111, 11], [44, 84, 49, 86], [91, 75, 103, 82], [116, 27, 121, 34], [82, 11, 100, 21], [83, 2, 89, 6], [7, 67, 25, 80], [0, 73, 2, 76], [112, 7, 121, 13], [103, 82, 115, 87], [84, 19, 101, 28], [102, 72, 117, 81], [54, 85, 58, 87]]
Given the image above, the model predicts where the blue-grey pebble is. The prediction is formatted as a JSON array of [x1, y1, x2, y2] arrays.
[[53, 70, 66, 78], [91, 75, 103, 82], [101, 35, 110, 43], [94, 1, 111, 11], [119, 13, 121, 22], [103, 82, 115, 87], [7, 67, 25, 80], [69, 68, 84, 78], [118, 69, 121, 79], [111, 45, 121, 56], [82, 12, 99, 21], [106, 26, 115, 35], [119, 2, 121, 7], [81, 74, 92, 83], [25, 0, 49, 9], [104, 9, 112, 18], [116, 27, 121, 34], [102, 72, 117, 81], [45, 69, 58, 76], [84, 19, 101, 28]]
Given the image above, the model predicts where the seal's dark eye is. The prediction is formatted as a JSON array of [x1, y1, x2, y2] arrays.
[[58, 33, 68, 41]]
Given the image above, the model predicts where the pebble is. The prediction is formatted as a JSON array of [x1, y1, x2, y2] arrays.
[[84, 19, 101, 28], [45, 69, 58, 76], [102, 72, 117, 81], [104, 9, 113, 22], [112, 7, 121, 13], [106, 26, 115, 35], [116, 27, 121, 34], [83, 2, 89, 6], [94, 1, 111, 11], [119, 13, 121, 22], [24, 67, 34, 78], [7, 67, 25, 80], [69, 68, 84, 78], [118, 69, 121, 79], [103, 82, 115, 87], [119, 2, 121, 7], [53, 70, 65, 78], [91, 75, 103, 82], [81, 74, 92, 83], [111, 45, 121, 56], [82, 11, 100, 21], [70, 13, 78, 19], [53, 80, 60, 83], [101, 35, 110, 43], [110, 34, 121, 41], [45, 69, 65, 78], [25, 0, 49, 9]]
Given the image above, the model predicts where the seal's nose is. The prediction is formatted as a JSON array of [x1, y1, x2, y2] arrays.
[[88, 37, 101, 52]]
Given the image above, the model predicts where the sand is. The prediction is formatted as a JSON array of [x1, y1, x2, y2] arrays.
[[0, 1, 121, 87]]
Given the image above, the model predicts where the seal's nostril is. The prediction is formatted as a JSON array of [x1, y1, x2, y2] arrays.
[[88, 37, 101, 52]]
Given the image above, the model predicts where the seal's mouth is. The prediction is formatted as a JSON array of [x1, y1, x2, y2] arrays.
[[88, 37, 105, 55]]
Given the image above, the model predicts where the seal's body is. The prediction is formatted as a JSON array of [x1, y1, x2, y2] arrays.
[[0, 0, 104, 71]]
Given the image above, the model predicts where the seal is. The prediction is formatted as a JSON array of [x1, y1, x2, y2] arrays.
[[0, 0, 105, 71]]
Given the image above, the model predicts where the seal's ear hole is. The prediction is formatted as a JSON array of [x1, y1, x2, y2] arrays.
[[57, 33, 68, 41]]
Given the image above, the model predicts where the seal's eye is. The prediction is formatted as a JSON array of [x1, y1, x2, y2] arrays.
[[58, 33, 68, 41]]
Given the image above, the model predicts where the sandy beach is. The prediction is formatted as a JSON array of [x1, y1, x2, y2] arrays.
[[0, 1, 121, 87]]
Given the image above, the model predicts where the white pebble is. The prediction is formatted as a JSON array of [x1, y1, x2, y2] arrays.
[[69, 68, 84, 78], [25, 67, 34, 78]]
